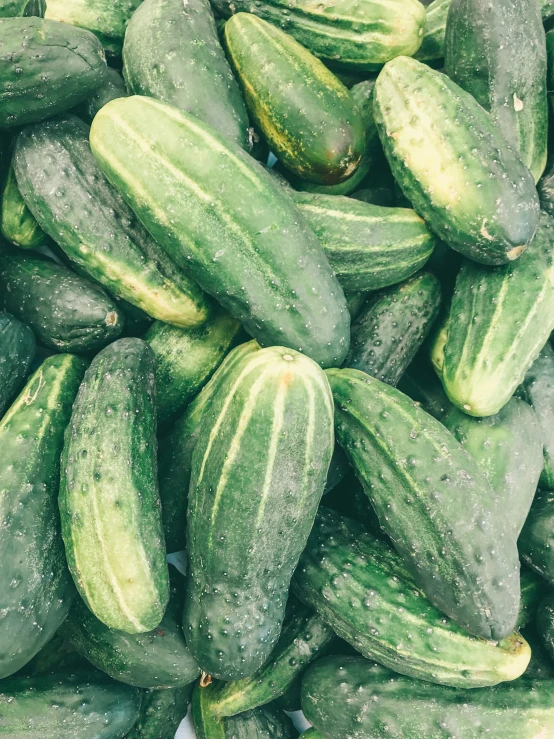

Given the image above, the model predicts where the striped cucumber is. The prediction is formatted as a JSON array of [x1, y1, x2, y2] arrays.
[[126, 687, 192, 739], [74, 68, 128, 125], [520, 489, 554, 585], [1, 164, 46, 249], [0, 311, 34, 418], [414, 0, 450, 62]]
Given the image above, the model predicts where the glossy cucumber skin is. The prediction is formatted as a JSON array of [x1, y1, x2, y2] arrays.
[[123, 0, 249, 149], [59, 338, 170, 634], [184, 346, 334, 679], [290, 193, 435, 292], [90, 96, 350, 369], [74, 68, 128, 125], [327, 368, 520, 641], [1, 164, 46, 248], [14, 114, 208, 329], [0, 248, 124, 353], [520, 489, 554, 584], [293, 509, 530, 689], [343, 272, 441, 386], [0, 311, 35, 417], [414, 0, 450, 61], [0, 354, 86, 678], [225, 14, 364, 185], [126, 686, 192, 739], [438, 213, 554, 417], [0, 17, 107, 127], [373, 56, 540, 265]]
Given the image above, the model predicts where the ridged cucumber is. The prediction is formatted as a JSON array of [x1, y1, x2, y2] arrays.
[[0, 311, 34, 417], [520, 489, 554, 584], [126, 687, 192, 739], [74, 68, 128, 125], [1, 164, 46, 249]]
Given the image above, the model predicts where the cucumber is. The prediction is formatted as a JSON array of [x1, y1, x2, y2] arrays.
[[351, 186, 396, 207], [548, 29, 554, 94], [414, 0, 450, 62], [519, 625, 554, 680], [0, 354, 86, 679], [1, 164, 46, 249], [517, 568, 545, 630], [184, 346, 334, 679], [293, 508, 530, 688], [0, 17, 108, 127], [343, 273, 441, 386], [445, 0, 548, 183], [74, 68, 128, 125], [290, 193, 435, 292], [520, 489, 554, 584], [0, 0, 45, 15], [327, 368, 520, 640], [59, 338, 170, 634], [210, 0, 426, 72], [16, 633, 87, 677], [373, 56, 540, 266], [324, 473, 384, 538], [126, 687, 192, 739], [90, 96, 349, 369], [301, 656, 554, 739], [397, 355, 453, 420], [0, 672, 142, 739], [123, 0, 250, 149], [538, 156, 554, 216], [0, 311, 34, 417], [144, 307, 242, 426], [224, 14, 365, 185], [344, 293, 369, 320], [14, 114, 208, 329], [436, 213, 554, 417], [536, 593, 554, 666]]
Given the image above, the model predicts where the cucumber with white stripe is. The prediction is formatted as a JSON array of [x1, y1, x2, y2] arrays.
[[184, 346, 334, 679]]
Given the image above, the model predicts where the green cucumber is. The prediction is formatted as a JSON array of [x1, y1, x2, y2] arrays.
[[293, 508, 530, 688], [123, 0, 250, 149], [0, 311, 34, 417], [74, 68, 128, 125], [90, 95, 349, 368], [144, 306, 242, 426], [414, 0, 450, 62], [0, 354, 86, 678], [520, 489, 554, 584], [351, 186, 396, 207], [301, 656, 554, 739], [16, 633, 87, 677], [517, 568, 545, 630], [544, 0, 554, 21], [343, 272, 441, 386], [436, 213, 554, 417], [536, 593, 554, 666], [59, 338, 170, 634], [1, 164, 46, 249], [373, 56, 540, 265], [14, 114, 208, 329], [224, 14, 365, 185], [519, 625, 554, 680], [324, 472, 384, 538], [327, 368, 520, 640], [185, 346, 334, 679], [538, 156, 554, 216], [397, 355, 453, 420], [0, 0, 45, 15], [210, 0, 426, 71], [290, 193, 435, 292], [0, 672, 142, 739], [344, 293, 369, 320], [126, 687, 192, 739], [0, 17, 108, 127], [548, 29, 554, 94]]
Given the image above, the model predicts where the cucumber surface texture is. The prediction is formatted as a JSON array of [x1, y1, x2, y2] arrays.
[[1, 164, 46, 249], [520, 343, 554, 489], [0, 311, 35, 417], [520, 489, 554, 584]]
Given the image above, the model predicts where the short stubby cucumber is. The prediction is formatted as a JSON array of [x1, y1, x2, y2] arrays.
[[373, 56, 540, 265], [327, 368, 521, 641], [1, 164, 46, 249], [0, 310, 35, 418], [126, 687, 192, 739], [74, 68, 128, 125], [520, 490, 554, 585], [59, 338, 170, 634], [90, 96, 349, 368], [184, 346, 334, 679]]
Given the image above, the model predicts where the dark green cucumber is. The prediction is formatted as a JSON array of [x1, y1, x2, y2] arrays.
[[0, 0, 45, 15], [548, 29, 554, 95], [290, 193, 435, 292], [373, 56, 540, 265], [0, 17, 108, 127], [520, 489, 554, 584], [126, 687, 192, 739], [442, 398, 543, 536], [327, 368, 520, 641], [16, 633, 87, 677], [536, 593, 554, 666], [414, 0, 450, 62], [544, 0, 554, 21], [90, 96, 349, 368], [74, 68, 128, 125], [0, 672, 142, 739], [397, 355, 453, 420], [301, 656, 554, 739], [144, 306, 242, 426], [0, 310, 34, 417], [0, 354, 86, 678], [343, 272, 441, 386], [59, 338, 169, 634], [351, 185, 396, 207], [185, 346, 334, 679], [123, 0, 250, 149], [293, 508, 529, 688], [538, 155, 554, 217], [324, 473, 384, 538], [1, 164, 46, 248], [344, 292, 369, 320], [517, 568, 545, 630], [224, 14, 364, 185], [519, 625, 554, 680], [0, 248, 124, 353], [14, 114, 208, 328]]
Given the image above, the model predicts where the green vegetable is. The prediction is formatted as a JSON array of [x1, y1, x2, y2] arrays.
[[535, 593, 554, 667], [344, 293, 369, 320], [397, 356, 453, 420], [1, 164, 46, 249], [0, 311, 35, 417], [16, 633, 86, 677], [74, 68, 128, 125], [126, 687, 193, 739], [0, 0, 45, 15], [414, 0, 450, 61], [517, 568, 545, 630], [538, 156, 554, 217], [520, 489, 554, 585]]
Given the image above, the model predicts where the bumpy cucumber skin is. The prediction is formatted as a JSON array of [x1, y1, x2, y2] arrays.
[[126, 686, 192, 739], [291, 193, 435, 292], [59, 338, 170, 634], [0, 249, 124, 353], [0, 355, 86, 678], [327, 368, 520, 641], [74, 68, 128, 125], [225, 14, 364, 185], [1, 164, 45, 248], [302, 656, 554, 739], [0, 672, 142, 739], [90, 96, 349, 368], [520, 343, 554, 489], [184, 347, 334, 679], [439, 213, 554, 417], [414, 0, 450, 61], [293, 509, 529, 688], [0, 17, 107, 127], [14, 115, 208, 329], [145, 306, 242, 426], [520, 490, 554, 584], [374, 56, 540, 265], [344, 272, 441, 386], [442, 399, 543, 536], [123, 0, 249, 149], [211, 0, 426, 71], [0, 311, 34, 417]]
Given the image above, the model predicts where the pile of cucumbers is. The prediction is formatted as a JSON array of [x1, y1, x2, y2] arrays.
[[3, 0, 554, 737]]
